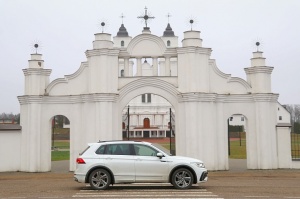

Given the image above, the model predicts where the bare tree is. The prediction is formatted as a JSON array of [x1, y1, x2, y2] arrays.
[[285, 104, 300, 133]]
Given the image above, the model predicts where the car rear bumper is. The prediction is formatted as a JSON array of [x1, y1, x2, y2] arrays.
[[74, 173, 86, 183]]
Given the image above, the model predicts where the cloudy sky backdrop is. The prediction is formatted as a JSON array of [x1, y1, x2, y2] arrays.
[[0, 0, 299, 114]]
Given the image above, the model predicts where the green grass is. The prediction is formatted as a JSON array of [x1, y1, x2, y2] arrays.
[[51, 151, 70, 161], [51, 140, 70, 161], [229, 139, 246, 159], [52, 141, 70, 149], [51, 134, 300, 161]]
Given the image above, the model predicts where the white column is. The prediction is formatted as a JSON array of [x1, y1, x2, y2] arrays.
[[129, 60, 133, 76], [152, 57, 158, 76], [165, 56, 171, 76], [124, 57, 129, 77], [136, 57, 142, 76]]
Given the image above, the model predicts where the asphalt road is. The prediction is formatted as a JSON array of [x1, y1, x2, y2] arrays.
[[1, 160, 300, 199]]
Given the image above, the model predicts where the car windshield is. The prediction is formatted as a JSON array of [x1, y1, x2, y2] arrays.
[[151, 143, 172, 156]]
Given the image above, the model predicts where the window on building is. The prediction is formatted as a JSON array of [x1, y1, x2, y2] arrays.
[[121, 69, 124, 77], [136, 131, 142, 137], [167, 40, 171, 46], [230, 117, 233, 121], [279, 116, 282, 120], [151, 131, 157, 137], [141, 93, 151, 103], [121, 40, 124, 47], [241, 117, 244, 121]]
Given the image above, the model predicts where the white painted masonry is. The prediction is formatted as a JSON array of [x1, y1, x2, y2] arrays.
[[0, 22, 295, 172]]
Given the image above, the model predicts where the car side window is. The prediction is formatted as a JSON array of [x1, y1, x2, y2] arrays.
[[133, 144, 158, 156], [95, 145, 106, 155], [105, 144, 131, 155]]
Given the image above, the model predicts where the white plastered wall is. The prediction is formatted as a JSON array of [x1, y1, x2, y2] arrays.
[[0, 131, 21, 171]]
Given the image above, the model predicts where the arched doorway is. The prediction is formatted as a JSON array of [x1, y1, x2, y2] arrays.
[[227, 114, 247, 170], [50, 115, 70, 172], [144, 118, 150, 128], [121, 93, 176, 154]]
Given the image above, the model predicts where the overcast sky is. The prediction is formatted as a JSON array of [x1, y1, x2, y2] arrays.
[[0, 0, 299, 114]]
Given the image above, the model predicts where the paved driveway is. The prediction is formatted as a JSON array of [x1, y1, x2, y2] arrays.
[[0, 160, 300, 199]]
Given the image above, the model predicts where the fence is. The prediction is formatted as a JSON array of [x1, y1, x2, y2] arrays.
[[291, 133, 300, 160]]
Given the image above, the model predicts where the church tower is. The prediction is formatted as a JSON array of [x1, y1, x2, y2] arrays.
[[113, 23, 132, 48], [161, 23, 178, 47], [113, 21, 134, 77]]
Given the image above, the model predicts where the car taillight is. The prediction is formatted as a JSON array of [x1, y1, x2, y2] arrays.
[[76, 158, 86, 164]]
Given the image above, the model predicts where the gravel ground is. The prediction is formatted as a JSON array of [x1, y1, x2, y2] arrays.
[[1, 159, 300, 199]]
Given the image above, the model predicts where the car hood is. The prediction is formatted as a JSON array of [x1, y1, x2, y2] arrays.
[[165, 155, 204, 163]]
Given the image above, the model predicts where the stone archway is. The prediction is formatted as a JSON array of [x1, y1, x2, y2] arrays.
[[13, 20, 293, 173], [117, 78, 179, 137]]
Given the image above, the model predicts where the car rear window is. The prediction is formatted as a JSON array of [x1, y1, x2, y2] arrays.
[[79, 146, 90, 155]]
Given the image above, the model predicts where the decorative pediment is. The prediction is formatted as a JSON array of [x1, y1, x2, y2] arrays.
[[126, 34, 166, 57]]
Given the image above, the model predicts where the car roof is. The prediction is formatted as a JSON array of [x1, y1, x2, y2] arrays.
[[88, 140, 152, 145]]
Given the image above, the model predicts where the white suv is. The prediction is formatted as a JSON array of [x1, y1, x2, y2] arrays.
[[74, 141, 208, 190]]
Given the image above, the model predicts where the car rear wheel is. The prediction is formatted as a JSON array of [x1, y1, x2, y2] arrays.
[[89, 169, 111, 190], [171, 168, 193, 189]]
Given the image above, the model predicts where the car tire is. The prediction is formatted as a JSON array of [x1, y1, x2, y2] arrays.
[[171, 168, 193, 189], [89, 168, 111, 190]]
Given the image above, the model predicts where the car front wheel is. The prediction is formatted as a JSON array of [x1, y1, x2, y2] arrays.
[[171, 168, 193, 189], [89, 168, 111, 190]]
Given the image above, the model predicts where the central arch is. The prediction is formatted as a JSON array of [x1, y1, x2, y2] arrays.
[[117, 78, 179, 142]]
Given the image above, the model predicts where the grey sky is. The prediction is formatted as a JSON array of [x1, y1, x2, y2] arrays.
[[0, 0, 299, 114]]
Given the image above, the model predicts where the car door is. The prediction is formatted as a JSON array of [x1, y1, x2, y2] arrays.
[[102, 144, 135, 183], [133, 144, 170, 182]]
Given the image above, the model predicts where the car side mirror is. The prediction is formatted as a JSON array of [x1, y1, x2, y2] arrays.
[[156, 152, 164, 159]]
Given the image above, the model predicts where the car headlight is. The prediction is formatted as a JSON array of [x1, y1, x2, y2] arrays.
[[191, 162, 205, 168]]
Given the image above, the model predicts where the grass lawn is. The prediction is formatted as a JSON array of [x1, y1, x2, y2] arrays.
[[229, 139, 246, 159], [50, 138, 248, 161], [51, 141, 70, 161], [52, 141, 70, 149], [51, 151, 70, 161]]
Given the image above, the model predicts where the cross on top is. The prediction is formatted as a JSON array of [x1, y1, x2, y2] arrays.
[[166, 13, 172, 23], [137, 6, 155, 27], [120, 13, 125, 24]]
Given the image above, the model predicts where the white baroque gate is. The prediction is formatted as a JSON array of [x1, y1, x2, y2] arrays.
[[16, 23, 295, 172]]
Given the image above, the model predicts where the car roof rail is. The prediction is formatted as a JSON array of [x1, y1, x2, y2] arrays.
[[97, 140, 144, 143]]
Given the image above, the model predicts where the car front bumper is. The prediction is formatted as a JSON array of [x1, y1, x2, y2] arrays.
[[199, 171, 208, 182]]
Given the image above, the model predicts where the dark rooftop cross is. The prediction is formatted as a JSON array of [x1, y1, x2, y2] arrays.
[[120, 13, 125, 24], [137, 6, 155, 27], [166, 13, 172, 23]]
